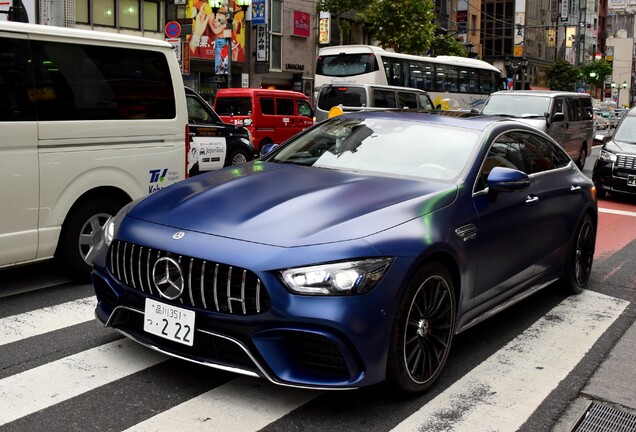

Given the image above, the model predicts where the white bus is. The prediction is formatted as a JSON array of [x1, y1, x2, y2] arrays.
[[315, 45, 504, 111]]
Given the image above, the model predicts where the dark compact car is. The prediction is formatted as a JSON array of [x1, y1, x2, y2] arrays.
[[92, 111, 597, 394], [185, 87, 253, 177], [593, 107, 636, 198]]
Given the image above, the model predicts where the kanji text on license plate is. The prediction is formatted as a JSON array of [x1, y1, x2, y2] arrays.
[[628, 175, 636, 186], [144, 298, 195, 346]]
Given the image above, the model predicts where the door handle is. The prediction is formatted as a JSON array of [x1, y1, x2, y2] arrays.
[[525, 195, 539, 205], [570, 185, 581, 192]]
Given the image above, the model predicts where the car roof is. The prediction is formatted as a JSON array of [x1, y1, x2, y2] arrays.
[[319, 83, 430, 94], [491, 90, 590, 98], [215, 88, 309, 99]]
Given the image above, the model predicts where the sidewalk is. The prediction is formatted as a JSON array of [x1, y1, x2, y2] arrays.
[[552, 319, 636, 431]]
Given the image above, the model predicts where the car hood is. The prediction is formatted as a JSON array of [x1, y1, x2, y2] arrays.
[[128, 162, 458, 247], [605, 139, 636, 156]]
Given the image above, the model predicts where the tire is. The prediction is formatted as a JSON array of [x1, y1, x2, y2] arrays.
[[386, 261, 456, 394], [57, 198, 124, 282], [576, 144, 587, 170], [560, 213, 595, 294], [228, 148, 249, 166], [596, 187, 607, 199]]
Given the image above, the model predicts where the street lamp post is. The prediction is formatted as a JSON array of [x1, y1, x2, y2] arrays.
[[621, 81, 629, 108]]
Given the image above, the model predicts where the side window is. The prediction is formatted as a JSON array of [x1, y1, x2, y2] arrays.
[[476, 132, 526, 192], [297, 100, 313, 117], [276, 98, 294, 115], [373, 90, 397, 108], [187, 95, 220, 124], [397, 92, 418, 108], [0, 36, 36, 122], [564, 98, 576, 122], [214, 97, 251, 115], [552, 97, 563, 117], [260, 97, 275, 115], [29, 40, 176, 120], [524, 132, 569, 172]]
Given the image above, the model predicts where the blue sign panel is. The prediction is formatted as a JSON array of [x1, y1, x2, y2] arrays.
[[251, 0, 266, 25]]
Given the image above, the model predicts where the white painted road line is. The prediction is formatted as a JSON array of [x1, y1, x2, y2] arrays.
[[599, 207, 636, 217], [126, 376, 323, 432], [0, 338, 168, 426], [0, 297, 96, 347], [391, 290, 629, 432]]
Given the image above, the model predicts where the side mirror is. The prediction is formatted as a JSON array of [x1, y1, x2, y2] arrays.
[[594, 133, 610, 144], [242, 118, 253, 127], [552, 112, 565, 122], [487, 167, 530, 193], [471, 108, 481, 114], [260, 143, 279, 156]]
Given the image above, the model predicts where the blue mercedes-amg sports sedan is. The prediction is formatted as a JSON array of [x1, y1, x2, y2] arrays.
[[91, 111, 598, 394]]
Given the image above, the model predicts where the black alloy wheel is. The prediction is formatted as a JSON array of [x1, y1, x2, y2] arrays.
[[387, 262, 456, 394], [561, 213, 595, 294]]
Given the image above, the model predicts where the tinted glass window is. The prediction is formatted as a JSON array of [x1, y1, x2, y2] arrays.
[[373, 90, 396, 108], [29, 41, 175, 120], [260, 97, 275, 115], [564, 98, 576, 122], [398, 92, 418, 108], [477, 133, 526, 191], [276, 98, 294, 115], [215, 97, 251, 115], [317, 86, 367, 110], [316, 54, 379, 78], [187, 94, 221, 124], [297, 100, 313, 117], [0, 37, 36, 122]]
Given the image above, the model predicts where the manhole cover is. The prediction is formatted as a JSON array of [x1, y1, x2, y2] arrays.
[[573, 402, 636, 432]]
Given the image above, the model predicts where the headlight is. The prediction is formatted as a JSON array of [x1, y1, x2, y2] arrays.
[[281, 258, 393, 295], [599, 149, 617, 162], [104, 217, 115, 247]]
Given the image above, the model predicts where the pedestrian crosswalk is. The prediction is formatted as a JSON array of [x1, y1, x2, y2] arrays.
[[0, 288, 629, 432]]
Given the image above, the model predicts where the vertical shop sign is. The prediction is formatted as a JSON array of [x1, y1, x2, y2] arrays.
[[256, 24, 268, 61], [251, 0, 266, 25], [292, 11, 310, 37], [319, 12, 330, 44]]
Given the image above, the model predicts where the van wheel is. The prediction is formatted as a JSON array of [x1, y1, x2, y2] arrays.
[[57, 198, 123, 282], [228, 148, 250, 165], [576, 145, 588, 170]]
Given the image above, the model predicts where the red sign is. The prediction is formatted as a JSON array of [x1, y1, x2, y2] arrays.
[[165, 21, 181, 38], [292, 11, 310, 37]]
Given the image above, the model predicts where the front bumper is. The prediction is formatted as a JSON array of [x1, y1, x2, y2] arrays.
[[593, 157, 636, 195]]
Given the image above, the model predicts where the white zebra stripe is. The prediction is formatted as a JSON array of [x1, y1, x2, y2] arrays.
[[0, 297, 96, 347], [125, 376, 323, 432], [390, 290, 629, 432], [0, 338, 168, 426]]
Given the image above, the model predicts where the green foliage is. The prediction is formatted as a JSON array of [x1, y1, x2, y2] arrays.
[[579, 59, 613, 90], [430, 34, 467, 56], [546, 61, 580, 91], [357, 0, 436, 55]]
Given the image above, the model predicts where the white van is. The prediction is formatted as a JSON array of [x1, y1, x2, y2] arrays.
[[314, 83, 436, 122], [0, 22, 188, 280]]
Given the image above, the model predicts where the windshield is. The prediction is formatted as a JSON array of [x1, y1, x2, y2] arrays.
[[613, 116, 636, 143], [481, 95, 551, 118], [264, 116, 479, 182]]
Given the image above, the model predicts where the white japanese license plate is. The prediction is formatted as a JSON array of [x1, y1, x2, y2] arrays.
[[628, 175, 636, 187], [144, 298, 195, 346]]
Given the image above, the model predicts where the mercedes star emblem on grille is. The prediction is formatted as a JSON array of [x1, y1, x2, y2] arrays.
[[152, 257, 184, 300], [173, 231, 185, 240]]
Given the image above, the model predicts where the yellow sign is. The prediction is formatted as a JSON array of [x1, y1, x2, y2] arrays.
[[514, 45, 524, 57]]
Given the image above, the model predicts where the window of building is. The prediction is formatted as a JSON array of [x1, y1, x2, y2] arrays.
[[93, 0, 115, 26], [75, 0, 161, 31], [270, 0, 282, 70]]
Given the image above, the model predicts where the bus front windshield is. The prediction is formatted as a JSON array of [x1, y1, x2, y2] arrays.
[[316, 54, 380, 78]]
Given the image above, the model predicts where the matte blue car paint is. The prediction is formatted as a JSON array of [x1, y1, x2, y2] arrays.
[[92, 112, 597, 389]]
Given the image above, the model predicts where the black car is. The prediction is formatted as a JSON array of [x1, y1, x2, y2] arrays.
[[592, 107, 636, 197], [186, 87, 253, 177]]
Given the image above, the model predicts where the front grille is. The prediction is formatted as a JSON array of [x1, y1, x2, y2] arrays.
[[616, 154, 636, 170], [107, 240, 271, 315]]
